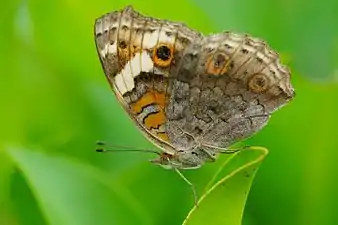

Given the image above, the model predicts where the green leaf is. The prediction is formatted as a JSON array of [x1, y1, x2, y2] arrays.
[[183, 146, 268, 225], [6, 147, 152, 225]]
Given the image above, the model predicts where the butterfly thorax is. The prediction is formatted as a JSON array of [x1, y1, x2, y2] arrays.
[[149, 127, 227, 170], [150, 144, 214, 169]]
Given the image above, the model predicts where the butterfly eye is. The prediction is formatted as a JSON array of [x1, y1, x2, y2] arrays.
[[206, 53, 230, 75], [153, 44, 173, 67], [248, 74, 270, 93]]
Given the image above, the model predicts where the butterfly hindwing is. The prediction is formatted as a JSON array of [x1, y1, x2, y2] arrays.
[[166, 32, 294, 151]]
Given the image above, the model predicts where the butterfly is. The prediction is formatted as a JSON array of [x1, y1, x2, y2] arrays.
[[94, 5, 295, 203]]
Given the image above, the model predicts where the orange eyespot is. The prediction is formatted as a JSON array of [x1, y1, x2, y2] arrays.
[[153, 44, 174, 67], [206, 53, 230, 75], [248, 74, 270, 93]]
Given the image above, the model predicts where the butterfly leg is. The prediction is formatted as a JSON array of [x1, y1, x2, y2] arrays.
[[177, 126, 198, 142], [219, 145, 250, 154], [174, 168, 199, 207], [202, 143, 251, 154]]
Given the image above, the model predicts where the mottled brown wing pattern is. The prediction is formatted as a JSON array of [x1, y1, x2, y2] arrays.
[[166, 32, 294, 155], [94, 6, 201, 151]]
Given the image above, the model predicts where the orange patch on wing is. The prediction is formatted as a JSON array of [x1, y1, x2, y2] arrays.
[[153, 91, 166, 111], [144, 111, 165, 129], [130, 90, 166, 114], [130, 89, 169, 143]]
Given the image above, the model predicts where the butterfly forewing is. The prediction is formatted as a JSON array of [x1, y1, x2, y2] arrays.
[[94, 6, 202, 152]]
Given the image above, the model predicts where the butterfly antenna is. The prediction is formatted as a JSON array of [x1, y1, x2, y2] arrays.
[[95, 141, 161, 155]]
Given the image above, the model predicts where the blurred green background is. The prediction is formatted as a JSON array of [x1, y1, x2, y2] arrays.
[[1, 0, 338, 224]]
